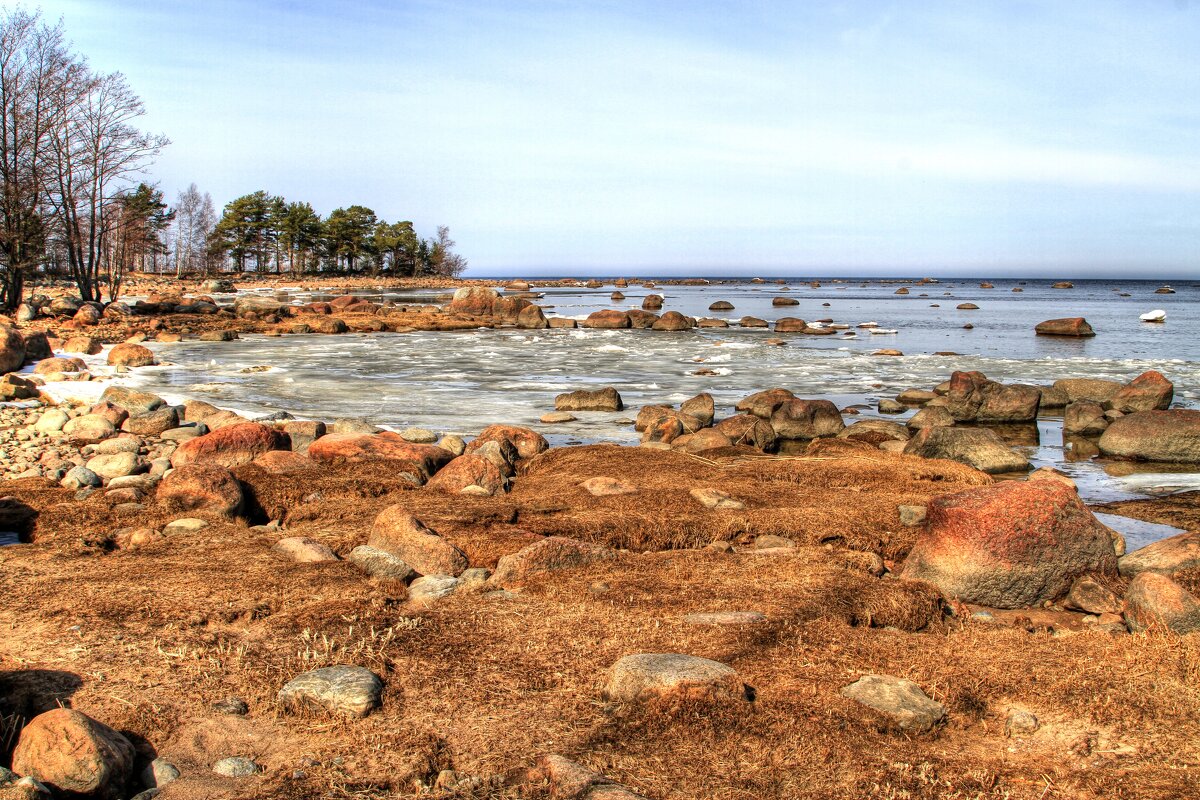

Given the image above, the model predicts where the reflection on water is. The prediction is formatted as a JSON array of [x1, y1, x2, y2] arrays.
[[1093, 513, 1188, 553]]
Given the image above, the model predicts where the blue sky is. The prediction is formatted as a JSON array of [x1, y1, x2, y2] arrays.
[[40, 0, 1200, 277]]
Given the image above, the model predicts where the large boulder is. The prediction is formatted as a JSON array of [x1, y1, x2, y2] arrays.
[[446, 286, 500, 316], [515, 304, 549, 329], [234, 295, 285, 316], [0, 326, 25, 372], [1110, 371, 1174, 414], [62, 414, 117, 444], [491, 536, 615, 588], [903, 426, 1029, 474], [425, 453, 506, 495], [901, 481, 1118, 608], [107, 343, 155, 367], [1098, 410, 1200, 462], [307, 432, 454, 478], [651, 311, 693, 331], [11, 708, 135, 800], [100, 386, 165, 416], [1035, 317, 1095, 336], [1052, 378, 1122, 405], [945, 371, 1040, 423], [680, 393, 715, 427], [157, 464, 244, 517], [555, 387, 623, 412], [1118, 532, 1200, 578], [769, 399, 845, 440], [1063, 401, 1108, 435], [603, 653, 748, 704], [1124, 572, 1200, 634], [582, 310, 631, 329], [736, 388, 795, 419], [467, 424, 549, 460], [171, 422, 290, 469], [369, 507, 468, 576]]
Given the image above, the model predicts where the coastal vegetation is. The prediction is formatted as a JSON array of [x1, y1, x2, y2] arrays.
[[0, 9, 465, 312]]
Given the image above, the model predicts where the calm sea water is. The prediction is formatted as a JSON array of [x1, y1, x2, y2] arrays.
[[55, 277, 1198, 540]]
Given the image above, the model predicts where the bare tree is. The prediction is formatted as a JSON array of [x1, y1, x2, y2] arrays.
[[0, 10, 76, 309], [430, 225, 467, 277], [44, 69, 168, 301], [172, 182, 215, 276]]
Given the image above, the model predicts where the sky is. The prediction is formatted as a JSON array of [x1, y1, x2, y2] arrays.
[[36, 0, 1200, 278]]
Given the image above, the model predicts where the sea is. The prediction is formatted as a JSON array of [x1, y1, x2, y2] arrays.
[[39, 276, 1199, 547]]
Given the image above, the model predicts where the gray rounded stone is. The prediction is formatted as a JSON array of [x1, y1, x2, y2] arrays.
[[278, 665, 383, 718]]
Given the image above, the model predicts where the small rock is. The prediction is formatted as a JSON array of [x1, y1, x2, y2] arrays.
[[399, 427, 437, 444], [1005, 708, 1040, 737], [272, 537, 339, 563], [212, 757, 259, 777], [164, 518, 209, 535], [141, 759, 180, 789], [898, 505, 927, 527], [690, 487, 745, 510], [408, 574, 460, 604], [682, 611, 767, 625], [580, 476, 636, 496], [348, 545, 415, 582], [840, 674, 946, 732], [604, 653, 749, 704], [540, 411, 577, 423], [278, 665, 383, 718]]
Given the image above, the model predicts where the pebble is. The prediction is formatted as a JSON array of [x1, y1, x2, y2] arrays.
[[213, 756, 260, 777]]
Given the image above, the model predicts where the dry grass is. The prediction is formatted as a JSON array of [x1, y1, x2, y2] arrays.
[[0, 446, 1198, 799]]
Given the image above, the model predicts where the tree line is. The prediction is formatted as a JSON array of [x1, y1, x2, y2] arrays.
[[0, 9, 466, 311]]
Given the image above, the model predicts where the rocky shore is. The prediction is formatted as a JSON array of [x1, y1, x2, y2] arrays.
[[1, 278, 1199, 799]]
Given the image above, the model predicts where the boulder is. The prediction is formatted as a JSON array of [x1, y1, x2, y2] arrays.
[[491, 536, 615, 588], [903, 426, 1029, 474], [582, 310, 631, 329], [714, 414, 777, 452], [156, 464, 244, 517], [283, 420, 326, 452], [773, 317, 807, 332], [680, 393, 715, 427], [769, 399, 845, 440], [945, 371, 1040, 423], [651, 310, 693, 331], [555, 387, 623, 412], [252, 450, 317, 474], [772, 297, 800, 306], [85, 452, 139, 481], [234, 295, 285, 316], [709, 301, 734, 311], [735, 388, 795, 418], [690, 487, 745, 510], [902, 481, 1118, 608], [426, 454, 506, 495], [307, 432, 454, 477], [1098, 410, 1200, 462], [1110, 371, 1174, 414], [627, 309, 658, 328], [906, 405, 955, 431], [840, 675, 945, 733], [467, 424, 549, 460], [681, 428, 734, 453], [1064, 401, 1108, 435], [106, 343, 155, 367], [278, 665, 383, 718], [122, 406, 180, 437], [641, 294, 664, 310], [1124, 572, 1200, 634], [603, 653, 748, 704], [21, 330, 51, 361], [171, 422, 290, 469], [516, 304, 549, 329], [1036, 317, 1094, 336], [1118, 532, 1200, 578], [739, 316, 768, 328], [369, 507, 468, 576], [62, 414, 117, 444], [0, 326, 25, 372], [33, 356, 85, 374], [11, 709, 135, 800], [348, 545, 415, 581], [100, 386, 165, 416], [1052, 378, 1122, 405], [1064, 577, 1122, 615], [837, 419, 910, 446], [272, 536, 338, 563]]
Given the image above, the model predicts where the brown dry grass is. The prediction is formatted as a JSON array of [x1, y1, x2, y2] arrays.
[[1, 446, 1198, 799]]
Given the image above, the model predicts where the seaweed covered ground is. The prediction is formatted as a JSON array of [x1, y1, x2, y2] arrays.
[[1, 443, 1198, 799]]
